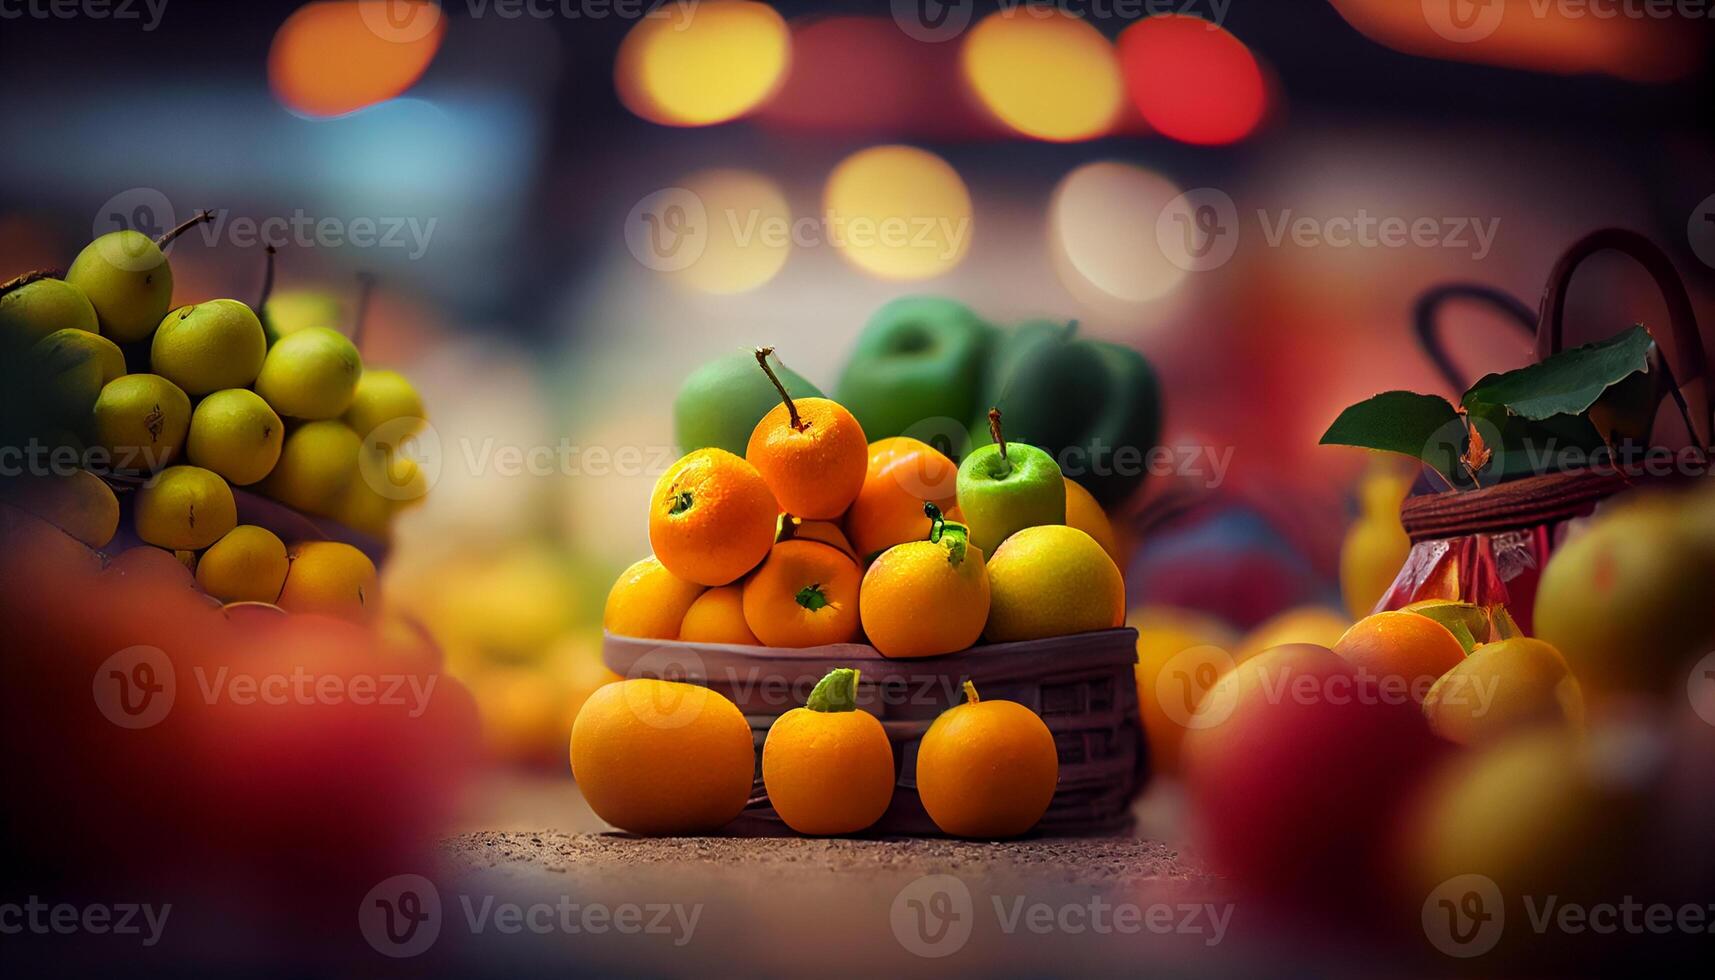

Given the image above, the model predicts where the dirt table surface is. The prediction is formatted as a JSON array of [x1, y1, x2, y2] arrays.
[[415, 774, 1373, 978]]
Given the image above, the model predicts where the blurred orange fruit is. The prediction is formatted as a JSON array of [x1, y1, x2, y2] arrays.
[[842, 437, 959, 560], [741, 540, 862, 647], [1423, 637, 1584, 746], [745, 349, 867, 519], [678, 585, 760, 645], [1333, 610, 1467, 704], [649, 447, 777, 586], [1128, 605, 1241, 774], [602, 555, 704, 640], [1063, 476, 1121, 565]]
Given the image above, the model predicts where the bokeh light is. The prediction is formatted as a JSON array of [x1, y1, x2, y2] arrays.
[[960, 9, 1124, 142], [823, 145, 972, 281], [615, 1, 790, 127], [268, 0, 445, 118], [668, 169, 792, 294], [1119, 15, 1266, 146], [1050, 161, 1185, 303]]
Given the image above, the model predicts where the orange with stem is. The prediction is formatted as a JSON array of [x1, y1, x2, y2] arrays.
[[745, 347, 867, 520], [741, 539, 863, 647]]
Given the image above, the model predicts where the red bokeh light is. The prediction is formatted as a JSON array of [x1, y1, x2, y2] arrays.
[[1119, 15, 1267, 146]]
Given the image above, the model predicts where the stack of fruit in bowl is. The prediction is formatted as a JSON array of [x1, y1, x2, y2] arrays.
[[0, 217, 430, 622], [605, 346, 1127, 654]]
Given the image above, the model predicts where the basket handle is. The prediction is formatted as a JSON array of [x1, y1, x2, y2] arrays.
[[1412, 282, 1537, 391], [1534, 228, 1713, 448]]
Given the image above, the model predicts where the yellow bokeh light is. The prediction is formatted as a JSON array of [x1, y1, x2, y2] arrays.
[[822, 145, 972, 281], [268, 0, 445, 118], [960, 9, 1123, 142], [1050, 162, 1186, 303], [615, 1, 790, 127], [671, 169, 792, 294]]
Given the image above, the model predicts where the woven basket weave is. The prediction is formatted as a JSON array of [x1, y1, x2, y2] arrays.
[[603, 627, 1147, 836]]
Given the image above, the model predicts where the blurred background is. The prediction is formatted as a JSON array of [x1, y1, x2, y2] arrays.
[[2, 0, 1714, 972]]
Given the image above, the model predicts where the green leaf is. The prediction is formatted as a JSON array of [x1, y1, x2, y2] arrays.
[[1461, 398, 1605, 483], [1407, 601, 1488, 654], [1491, 604, 1524, 640], [1462, 326, 1654, 421], [1320, 391, 1462, 481]]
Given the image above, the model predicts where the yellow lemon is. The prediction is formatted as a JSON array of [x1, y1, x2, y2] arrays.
[[1064, 476, 1122, 565], [0, 470, 119, 549], [1423, 637, 1584, 747], [277, 540, 377, 621], [30, 328, 126, 422], [195, 524, 289, 603], [254, 326, 362, 419], [187, 388, 284, 486], [0, 277, 98, 347], [150, 299, 267, 395], [259, 420, 360, 515], [984, 524, 1125, 642], [134, 465, 237, 550], [91, 373, 190, 472], [65, 230, 175, 342], [343, 368, 425, 439]]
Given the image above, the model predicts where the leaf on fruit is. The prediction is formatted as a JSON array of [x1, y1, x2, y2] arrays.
[[1406, 601, 1487, 655], [1462, 326, 1654, 421], [1320, 391, 1463, 482], [1490, 604, 1524, 641]]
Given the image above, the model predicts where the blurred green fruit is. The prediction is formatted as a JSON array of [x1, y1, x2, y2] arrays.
[[973, 320, 1162, 509], [30, 328, 125, 422], [262, 288, 344, 345], [344, 368, 425, 440], [260, 420, 360, 515], [66, 230, 175, 342], [255, 326, 363, 419], [0, 276, 98, 348], [835, 296, 994, 449], [150, 299, 267, 396], [674, 350, 823, 456], [187, 389, 284, 486], [91, 373, 190, 472]]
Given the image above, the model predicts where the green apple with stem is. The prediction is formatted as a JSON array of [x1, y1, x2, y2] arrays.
[[956, 408, 1066, 557]]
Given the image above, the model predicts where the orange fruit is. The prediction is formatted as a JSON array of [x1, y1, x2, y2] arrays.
[[1064, 476, 1121, 566], [777, 514, 859, 560], [916, 682, 1058, 838], [276, 540, 377, 621], [745, 349, 867, 519], [1332, 610, 1467, 705], [741, 539, 862, 647], [859, 506, 989, 658], [570, 678, 755, 834], [649, 448, 777, 586], [603, 555, 705, 640], [761, 668, 894, 835], [843, 437, 959, 560], [1129, 606, 1242, 775], [678, 585, 760, 645]]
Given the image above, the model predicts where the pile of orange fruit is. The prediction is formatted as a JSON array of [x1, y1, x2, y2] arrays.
[[602, 348, 1128, 656]]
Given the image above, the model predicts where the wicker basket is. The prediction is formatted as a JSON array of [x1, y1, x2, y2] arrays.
[[602, 627, 1147, 837]]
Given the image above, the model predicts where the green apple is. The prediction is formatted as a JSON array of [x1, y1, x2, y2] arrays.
[[956, 425, 1066, 557], [836, 296, 994, 448], [674, 350, 823, 456], [973, 320, 1161, 509]]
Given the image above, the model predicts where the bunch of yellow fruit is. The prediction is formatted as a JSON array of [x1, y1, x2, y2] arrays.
[[0, 215, 428, 622]]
